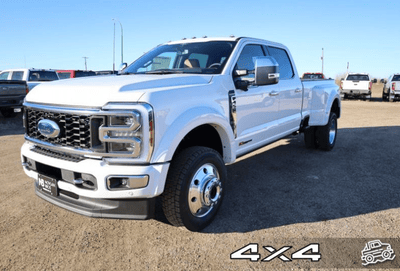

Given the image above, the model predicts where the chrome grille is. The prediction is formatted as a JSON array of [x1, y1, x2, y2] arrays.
[[26, 109, 92, 149]]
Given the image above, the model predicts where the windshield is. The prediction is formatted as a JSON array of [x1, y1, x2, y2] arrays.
[[347, 74, 369, 81], [302, 73, 323, 79], [122, 41, 237, 75], [392, 75, 400, 81], [29, 71, 59, 81]]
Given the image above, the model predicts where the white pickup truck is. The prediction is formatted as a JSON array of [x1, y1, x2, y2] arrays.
[[340, 73, 376, 100], [0, 68, 59, 91], [382, 74, 400, 102], [21, 37, 341, 231]]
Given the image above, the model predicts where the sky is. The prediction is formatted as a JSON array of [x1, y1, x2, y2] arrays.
[[0, 0, 399, 79]]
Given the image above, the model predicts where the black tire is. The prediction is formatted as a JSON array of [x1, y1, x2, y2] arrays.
[[161, 146, 227, 231], [315, 112, 337, 151], [382, 90, 386, 101], [388, 88, 394, 102], [0, 108, 17, 118], [304, 126, 318, 149]]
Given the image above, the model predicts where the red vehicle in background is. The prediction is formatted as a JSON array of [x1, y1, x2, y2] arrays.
[[301, 72, 325, 80], [57, 70, 96, 79]]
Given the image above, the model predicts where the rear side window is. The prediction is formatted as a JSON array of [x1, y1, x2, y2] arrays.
[[234, 44, 265, 80], [11, 71, 24, 80], [347, 74, 369, 81], [392, 75, 400, 81], [0, 72, 9, 80], [266, 46, 294, 80]]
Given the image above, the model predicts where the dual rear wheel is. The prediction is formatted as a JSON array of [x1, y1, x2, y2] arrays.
[[304, 112, 337, 151]]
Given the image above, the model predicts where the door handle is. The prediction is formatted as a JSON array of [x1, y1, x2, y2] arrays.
[[295, 88, 302, 93], [269, 91, 279, 96]]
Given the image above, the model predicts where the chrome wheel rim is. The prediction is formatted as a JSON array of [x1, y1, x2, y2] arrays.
[[188, 163, 222, 218], [329, 118, 336, 145]]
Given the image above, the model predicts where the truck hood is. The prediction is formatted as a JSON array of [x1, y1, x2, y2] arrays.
[[25, 74, 213, 108]]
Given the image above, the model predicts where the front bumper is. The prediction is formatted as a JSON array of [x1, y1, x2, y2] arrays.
[[21, 141, 170, 219], [0, 95, 25, 108]]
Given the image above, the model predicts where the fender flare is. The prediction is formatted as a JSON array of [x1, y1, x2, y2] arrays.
[[151, 106, 236, 164]]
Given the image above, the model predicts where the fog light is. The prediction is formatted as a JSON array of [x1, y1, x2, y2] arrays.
[[107, 175, 149, 190]]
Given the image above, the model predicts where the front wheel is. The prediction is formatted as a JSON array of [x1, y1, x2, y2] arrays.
[[162, 147, 227, 231], [315, 112, 337, 151]]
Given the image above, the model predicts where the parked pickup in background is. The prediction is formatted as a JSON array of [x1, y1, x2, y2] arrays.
[[21, 36, 341, 231], [57, 70, 96, 79], [0, 80, 28, 117], [340, 73, 377, 100], [0, 69, 59, 91], [301, 72, 326, 80], [382, 74, 400, 102]]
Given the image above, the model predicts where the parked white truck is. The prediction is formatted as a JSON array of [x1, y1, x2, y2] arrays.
[[340, 73, 376, 100], [0, 68, 59, 91], [21, 37, 341, 231], [382, 74, 400, 102]]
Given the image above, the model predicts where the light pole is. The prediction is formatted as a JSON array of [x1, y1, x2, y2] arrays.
[[321, 48, 324, 74], [83, 56, 88, 71], [113, 19, 124, 67]]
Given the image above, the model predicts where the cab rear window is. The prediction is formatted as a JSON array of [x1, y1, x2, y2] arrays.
[[392, 75, 400, 81], [347, 74, 369, 81]]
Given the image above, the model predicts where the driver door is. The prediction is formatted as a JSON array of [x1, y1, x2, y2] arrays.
[[233, 44, 281, 156]]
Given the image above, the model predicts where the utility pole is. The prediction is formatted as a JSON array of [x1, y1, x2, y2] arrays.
[[347, 62, 349, 74], [83, 57, 88, 71], [321, 48, 324, 74]]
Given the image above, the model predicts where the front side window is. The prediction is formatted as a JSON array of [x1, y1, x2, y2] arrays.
[[267, 46, 294, 80], [346, 74, 369, 81], [0, 72, 9, 80], [11, 71, 24, 80], [123, 41, 237, 75], [234, 44, 265, 80]]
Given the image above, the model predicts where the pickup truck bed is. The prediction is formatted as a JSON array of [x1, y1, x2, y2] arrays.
[[0, 80, 27, 117]]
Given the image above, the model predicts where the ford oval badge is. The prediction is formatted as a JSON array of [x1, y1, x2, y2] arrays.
[[38, 119, 60, 138]]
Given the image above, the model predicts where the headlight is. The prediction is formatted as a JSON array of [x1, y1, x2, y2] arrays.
[[99, 112, 142, 157], [99, 103, 155, 164]]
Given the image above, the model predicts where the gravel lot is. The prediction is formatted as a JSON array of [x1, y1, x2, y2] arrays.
[[1, 84, 400, 270]]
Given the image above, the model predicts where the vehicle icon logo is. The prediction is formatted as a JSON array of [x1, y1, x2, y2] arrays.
[[361, 240, 395, 266], [38, 119, 60, 138]]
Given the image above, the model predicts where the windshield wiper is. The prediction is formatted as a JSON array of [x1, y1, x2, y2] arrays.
[[144, 69, 185, 75]]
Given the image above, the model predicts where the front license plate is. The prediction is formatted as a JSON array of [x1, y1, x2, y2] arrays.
[[38, 175, 58, 197]]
